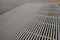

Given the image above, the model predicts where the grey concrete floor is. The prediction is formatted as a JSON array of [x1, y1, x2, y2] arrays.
[[0, 0, 42, 14], [0, 0, 59, 14], [0, 3, 60, 40]]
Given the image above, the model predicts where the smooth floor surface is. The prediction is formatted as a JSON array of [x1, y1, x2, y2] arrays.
[[0, 0, 60, 14]]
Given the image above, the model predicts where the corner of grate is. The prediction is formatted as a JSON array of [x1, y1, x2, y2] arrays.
[[24, 15, 59, 40]]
